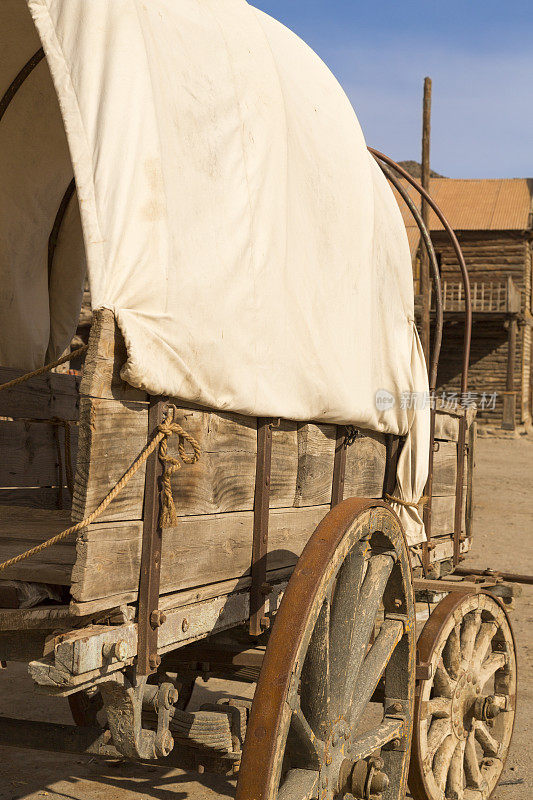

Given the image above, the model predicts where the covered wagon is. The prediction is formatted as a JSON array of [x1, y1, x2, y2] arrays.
[[0, 2, 518, 800]]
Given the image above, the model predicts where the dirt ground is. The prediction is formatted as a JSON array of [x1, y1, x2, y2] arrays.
[[0, 436, 531, 800]]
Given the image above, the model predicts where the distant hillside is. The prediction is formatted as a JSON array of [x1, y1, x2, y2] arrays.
[[398, 160, 445, 179]]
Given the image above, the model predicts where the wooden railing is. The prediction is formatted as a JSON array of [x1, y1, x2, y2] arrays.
[[438, 276, 521, 314]]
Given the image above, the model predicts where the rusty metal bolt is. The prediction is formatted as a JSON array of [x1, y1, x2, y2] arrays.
[[168, 687, 179, 705], [393, 598, 402, 609], [181, 618, 189, 633], [391, 738, 401, 749], [391, 702, 403, 713], [150, 610, 167, 628], [102, 640, 128, 662], [149, 654, 161, 670], [370, 769, 390, 794], [260, 616, 271, 630]]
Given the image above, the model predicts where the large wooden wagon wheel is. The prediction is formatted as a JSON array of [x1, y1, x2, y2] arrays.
[[409, 591, 517, 800], [237, 498, 416, 800]]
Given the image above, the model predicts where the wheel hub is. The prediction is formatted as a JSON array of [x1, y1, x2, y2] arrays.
[[450, 669, 480, 739]]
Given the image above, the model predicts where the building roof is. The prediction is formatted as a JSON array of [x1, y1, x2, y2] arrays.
[[394, 178, 533, 256]]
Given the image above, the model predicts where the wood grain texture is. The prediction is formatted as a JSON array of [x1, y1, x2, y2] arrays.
[[71, 397, 148, 524], [79, 309, 145, 402], [0, 488, 71, 511], [0, 506, 74, 583], [0, 366, 80, 422], [71, 399, 387, 525], [70, 505, 331, 602], [0, 420, 78, 487]]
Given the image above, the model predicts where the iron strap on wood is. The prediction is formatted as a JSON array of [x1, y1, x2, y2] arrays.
[[137, 397, 166, 674], [453, 416, 467, 566], [331, 425, 347, 507], [249, 418, 274, 636]]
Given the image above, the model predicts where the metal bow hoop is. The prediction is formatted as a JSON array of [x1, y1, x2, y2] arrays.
[[368, 148, 472, 396]]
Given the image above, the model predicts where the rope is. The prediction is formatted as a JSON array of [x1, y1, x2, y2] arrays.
[[0, 405, 201, 572], [384, 493, 429, 510], [0, 344, 89, 392], [158, 405, 201, 527]]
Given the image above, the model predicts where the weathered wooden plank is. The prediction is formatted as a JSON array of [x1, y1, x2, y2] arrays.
[[72, 397, 387, 525], [0, 559, 72, 585], [0, 366, 80, 421], [0, 507, 73, 584], [344, 431, 386, 497], [0, 506, 71, 542], [0, 488, 70, 510], [71, 505, 331, 602], [0, 421, 78, 487], [71, 397, 148, 523], [431, 441, 468, 496], [79, 308, 145, 402], [430, 494, 466, 537]]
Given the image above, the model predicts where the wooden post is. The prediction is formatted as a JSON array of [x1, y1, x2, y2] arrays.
[[420, 77, 432, 366], [502, 318, 517, 430]]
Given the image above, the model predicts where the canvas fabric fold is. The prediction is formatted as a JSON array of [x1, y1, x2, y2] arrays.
[[0, 0, 429, 543]]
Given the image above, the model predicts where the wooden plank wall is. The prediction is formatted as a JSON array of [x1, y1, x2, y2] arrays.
[[431, 230, 531, 427], [0, 365, 80, 512], [68, 310, 390, 602], [0, 308, 470, 604]]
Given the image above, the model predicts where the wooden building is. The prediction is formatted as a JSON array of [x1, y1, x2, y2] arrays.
[[399, 178, 533, 430]]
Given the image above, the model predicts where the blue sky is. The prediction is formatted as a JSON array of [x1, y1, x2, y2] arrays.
[[251, 1, 532, 178]]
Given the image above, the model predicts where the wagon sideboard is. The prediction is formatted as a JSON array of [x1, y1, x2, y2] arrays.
[[0, 309, 473, 620]]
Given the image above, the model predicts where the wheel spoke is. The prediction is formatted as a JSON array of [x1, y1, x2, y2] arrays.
[[301, 599, 330, 737], [433, 734, 457, 790], [460, 611, 481, 667], [342, 552, 395, 707], [278, 768, 320, 800], [350, 717, 403, 761], [427, 696, 452, 719], [348, 618, 403, 729], [443, 624, 462, 679], [473, 622, 498, 669], [434, 658, 456, 698], [474, 721, 501, 757], [478, 652, 507, 687], [464, 728, 484, 789], [287, 697, 325, 768], [329, 544, 367, 718], [427, 717, 452, 760], [446, 740, 465, 800]]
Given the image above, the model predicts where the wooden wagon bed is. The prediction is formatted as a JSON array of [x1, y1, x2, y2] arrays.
[[0, 309, 475, 629]]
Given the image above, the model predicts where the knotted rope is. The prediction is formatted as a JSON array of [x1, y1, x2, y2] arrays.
[[0, 405, 200, 572], [0, 344, 89, 392], [384, 493, 428, 509], [158, 405, 201, 527]]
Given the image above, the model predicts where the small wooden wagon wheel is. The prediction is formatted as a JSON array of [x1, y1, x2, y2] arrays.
[[237, 498, 416, 800], [409, 591, 517, 800]]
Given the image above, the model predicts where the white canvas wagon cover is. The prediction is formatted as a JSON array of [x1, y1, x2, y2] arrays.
[[0, 0, 429, 543]]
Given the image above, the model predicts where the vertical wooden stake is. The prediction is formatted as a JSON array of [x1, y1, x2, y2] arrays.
[[137, 396, 166, 675], [420, 76, 432, 366], [502, 318, 517, 431]]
